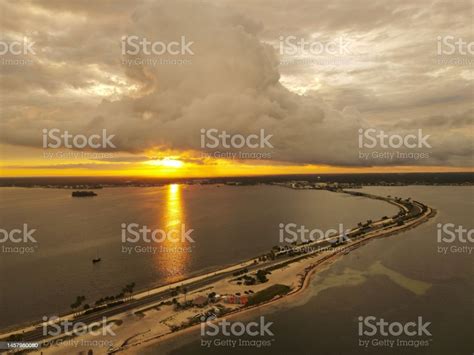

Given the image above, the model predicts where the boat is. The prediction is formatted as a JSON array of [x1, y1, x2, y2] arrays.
[[92, 258, 101, 263]]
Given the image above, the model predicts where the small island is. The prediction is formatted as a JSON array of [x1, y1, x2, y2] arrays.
[[71, 190, 97, 197]]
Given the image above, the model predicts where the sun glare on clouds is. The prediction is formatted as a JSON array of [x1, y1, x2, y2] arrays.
[[145, 158, 184, 168]]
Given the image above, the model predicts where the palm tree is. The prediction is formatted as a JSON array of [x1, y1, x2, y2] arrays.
[[70, 296, 86, 315], [122, 282, 136, 301]]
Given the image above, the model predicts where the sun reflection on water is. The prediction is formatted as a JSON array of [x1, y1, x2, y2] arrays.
[[158, 183, 191, 283]]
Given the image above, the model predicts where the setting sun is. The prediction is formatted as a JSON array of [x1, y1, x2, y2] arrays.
[[145, 158, 184, 169]]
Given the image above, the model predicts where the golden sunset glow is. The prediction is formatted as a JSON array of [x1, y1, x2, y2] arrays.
[[145, 158, 184, 169], [0, 0, 472, 179], [1, 152, 472, 178]]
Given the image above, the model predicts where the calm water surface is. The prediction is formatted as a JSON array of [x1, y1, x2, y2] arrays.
[[145, 186, 474, 355], [0, 185, 398, 329]]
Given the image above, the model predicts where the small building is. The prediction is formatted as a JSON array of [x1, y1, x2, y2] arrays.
[[223, 295, 249, 305], [192, 295, 208, 307]]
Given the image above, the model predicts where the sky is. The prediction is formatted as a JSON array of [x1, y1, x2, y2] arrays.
[[0, 0, 472, 177]]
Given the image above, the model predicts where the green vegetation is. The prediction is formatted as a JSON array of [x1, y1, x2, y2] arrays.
[[256, 269, 269, 283], [232, 268, 248, 277], [70, 295, 86, 314], [93, 282, 135, 306], [247, 284, 291, 306]]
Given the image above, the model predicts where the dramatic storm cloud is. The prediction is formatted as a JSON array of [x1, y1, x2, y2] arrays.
[[0, 0, 472, 168]]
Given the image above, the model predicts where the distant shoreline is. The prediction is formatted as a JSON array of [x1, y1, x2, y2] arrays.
[[0, 181, 472, 190], [0, 171, 473, 189]]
